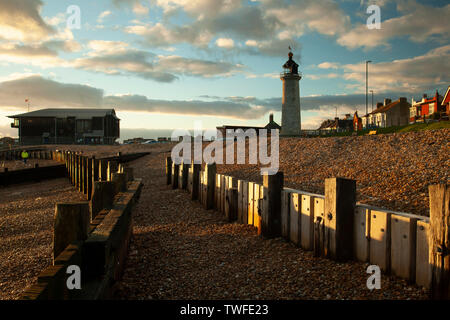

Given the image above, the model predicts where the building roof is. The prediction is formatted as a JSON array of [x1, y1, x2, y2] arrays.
[[8, 108, 120, 120], [442, 86, 450, 106], [367, 98, 410, 115]]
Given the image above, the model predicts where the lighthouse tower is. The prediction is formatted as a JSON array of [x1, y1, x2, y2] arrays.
[[280, 50, 301, 136]]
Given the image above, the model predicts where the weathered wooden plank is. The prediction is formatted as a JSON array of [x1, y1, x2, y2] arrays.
[[391, 214, 417, 283], [354, 206, 370, 262], [281, 190, 290, 240], [300, 194, 314, 251], [428, 184, 450, 299], [242, 181, 248, 225], [262, 172, 284, 238], [369, 210, 391, 272], [313, 197, 325, 257], [324, 177, 356, 261], [416, 220, 431, 289], [247, 182, 254, 225], [253, 184, 261, 233], [289, 193, 301, 245]]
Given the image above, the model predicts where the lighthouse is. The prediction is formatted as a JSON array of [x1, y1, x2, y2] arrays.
[[280, 50, 301, 136]]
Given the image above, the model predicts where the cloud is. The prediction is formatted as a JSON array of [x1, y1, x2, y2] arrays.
[[97, 10, 113, 23], [124, 0, 347, 58], [342, 44, 450, 93], [112, 0, 149, 15], [337, 1, 450, 49], [3, 73, 447, 129], [318, 62, 340, 69], [0, 0, 55, 42], [0, 75, 265, 119], [72, 42, 243, 82], [216, 38, 234, 49], [0, 75, 104, 109]]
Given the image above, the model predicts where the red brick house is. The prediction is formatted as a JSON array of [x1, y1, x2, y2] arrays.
[[442, 86, 450, 119], [410, 90, 443, 123], [353, 111, 362, 131]]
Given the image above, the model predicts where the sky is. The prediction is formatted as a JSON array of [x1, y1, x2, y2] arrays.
[[0, 0, 449, 141]]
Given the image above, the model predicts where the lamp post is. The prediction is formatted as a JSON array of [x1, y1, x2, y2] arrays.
[[370, 90, 374, 112], [365, 60, 372, 116]]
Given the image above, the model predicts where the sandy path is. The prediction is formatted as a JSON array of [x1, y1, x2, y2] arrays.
[[115, 150, 429, 300]]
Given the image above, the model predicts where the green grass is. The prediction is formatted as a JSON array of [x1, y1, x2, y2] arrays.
[[315, 121, 450, 138]]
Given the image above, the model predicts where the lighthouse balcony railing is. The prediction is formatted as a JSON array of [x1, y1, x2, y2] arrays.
[[280, 71, 302, 78]]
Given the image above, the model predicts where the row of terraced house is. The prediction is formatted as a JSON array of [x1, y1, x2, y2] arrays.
[[320, 85, 450, 132]]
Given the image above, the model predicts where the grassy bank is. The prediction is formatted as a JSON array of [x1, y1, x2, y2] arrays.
[[316, 120, 450, 137]]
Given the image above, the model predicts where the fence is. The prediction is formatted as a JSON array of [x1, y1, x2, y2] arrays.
[[0, 150, 148, 189], [18, 151, 144, 300], [166, 157, 450, 299]]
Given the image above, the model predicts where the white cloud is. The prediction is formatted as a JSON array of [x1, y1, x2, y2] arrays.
[[216, 38, 234, 49], [318, 62, 340, 69], [342, 44, 450, 93], [97, 10, 113, 23]]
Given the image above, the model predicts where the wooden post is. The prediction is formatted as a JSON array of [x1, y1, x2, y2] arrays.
[[122, 166, 134, 182], [75, 154, 81, 191], [225, 178, 237, 221], [181, 161, 189, 190], [82, 156, 87, 195], [53, 202, 90, 263], [99, 159, 107, 181], [87, 158, 93, 200], [107, 160, 118, 182], [111, 172, 127, 194], [204, 163, 216, 210], [77, 155, 82, 192], [428, 184, 450, 299], [172, 162, 179, 189], [166, 157, 172, 185], [191, 162, 201, 200], [92, 157, 99, 182], [324, 177, 356, 262], [262, 172, 284, 238], [90, 181, 115, 221]]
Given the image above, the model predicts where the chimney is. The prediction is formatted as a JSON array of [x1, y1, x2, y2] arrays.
[[376, 102, 383, 109], [269, 113, 274, 123], [423, 94, 427, 101], [399, 97, 407, 103], [384, 98, 392, 106]]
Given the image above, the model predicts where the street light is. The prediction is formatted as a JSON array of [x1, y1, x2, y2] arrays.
[[365, 60, 372, 116], [370, 90, 374, 112]]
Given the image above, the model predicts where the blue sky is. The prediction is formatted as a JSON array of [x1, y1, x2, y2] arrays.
[[0, 0, 449, 140]]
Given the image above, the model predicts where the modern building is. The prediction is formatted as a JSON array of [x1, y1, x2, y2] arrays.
[[409, 91, 443, 123], [8, 108, 120, 145], [216, 113, 281, 137], [362, 97, 410, 129], [280, 50, 302, 136]]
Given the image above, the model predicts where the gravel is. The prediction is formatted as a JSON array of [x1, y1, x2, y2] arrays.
[[0, 178, 86, 300], [2, 129, 445, 300], [114, 146, 429, 300], [216, 129, 450, 217]]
